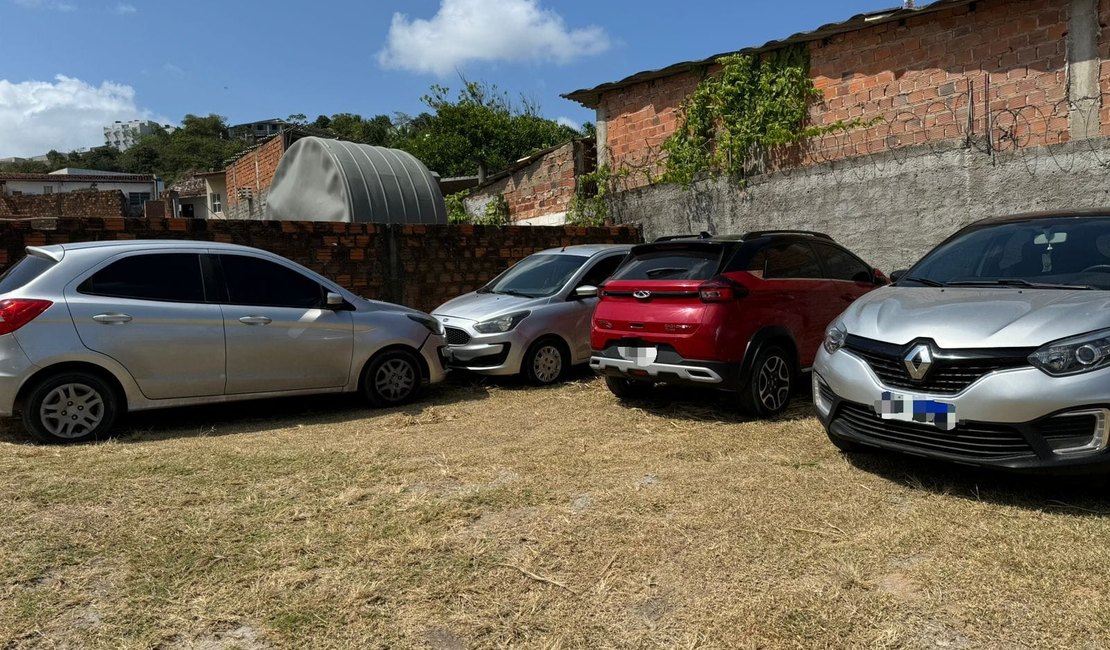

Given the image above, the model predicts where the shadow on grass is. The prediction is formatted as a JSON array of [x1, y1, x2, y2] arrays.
[[0, 373, 494, 446], [840, 449, 1110, 515], [606, 377, 818, 425]]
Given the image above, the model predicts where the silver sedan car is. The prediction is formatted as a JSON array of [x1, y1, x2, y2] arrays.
[[432, 244, 631, 384], [0, 240, 447, 443]]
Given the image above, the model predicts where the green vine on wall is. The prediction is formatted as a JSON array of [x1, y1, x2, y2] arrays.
[[445, 190, 511, 226], [663, 46, 872, 186], [566, 164, 628, 226], [446, 190, 470, 223], [480, 193, 510, 226]]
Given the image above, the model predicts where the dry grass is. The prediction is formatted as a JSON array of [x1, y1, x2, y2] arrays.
[[1, 372, 1109, 649]]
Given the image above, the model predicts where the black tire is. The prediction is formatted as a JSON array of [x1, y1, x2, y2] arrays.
[[522, 337, 568, 385], [739, 345, 796, 417], [605, 376, 654, 400], [827, 430, 866, 453], [363, 349, 423, 407], [22, 371, 119, 444]]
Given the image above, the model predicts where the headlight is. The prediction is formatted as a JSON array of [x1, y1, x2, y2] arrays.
[[407, 314, 444, 336], [1030, 329, 1110, 376], [474, 311, 530, 333], [823, 322, 847, 355]]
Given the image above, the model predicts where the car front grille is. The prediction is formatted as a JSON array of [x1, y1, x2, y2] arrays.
[[844, 335, 1033, 394], [834, 401, 1036, 459], [445, 327, 471, 345]]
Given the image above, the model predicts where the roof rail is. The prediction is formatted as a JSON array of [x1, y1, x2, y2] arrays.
[[741, 230, 833, 241], [653, 231, 713, 242]]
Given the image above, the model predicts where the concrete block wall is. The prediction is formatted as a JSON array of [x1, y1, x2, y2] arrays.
[[0, 218, 640, 312], [225, 135, 285, 220]]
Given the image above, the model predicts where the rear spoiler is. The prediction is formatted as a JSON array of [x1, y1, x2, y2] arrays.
[[653, 232, 712, 242], [26, 246, 63, 263]]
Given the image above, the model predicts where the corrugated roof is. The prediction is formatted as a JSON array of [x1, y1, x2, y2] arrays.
[[562, 0, 976, 107]]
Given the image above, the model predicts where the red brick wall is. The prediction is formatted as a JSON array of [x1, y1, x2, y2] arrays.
[[225, 135, 285, 218], [0, 218, 640, 312], [601, 0, 1075, 188], [465, 141, 583, 223], [0, 190, 128, 219]]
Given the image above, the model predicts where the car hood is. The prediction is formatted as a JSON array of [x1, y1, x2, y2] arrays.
[[432, 291, 546, 323], [840, 286, 1110, 348]]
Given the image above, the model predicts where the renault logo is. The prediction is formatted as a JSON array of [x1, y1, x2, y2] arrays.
[[904, 343, 933, 381], [633, 290, 652, 300]]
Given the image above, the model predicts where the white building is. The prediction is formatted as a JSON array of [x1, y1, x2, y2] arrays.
[[103, 120, 176, 151], [0, 169, 162, 216]]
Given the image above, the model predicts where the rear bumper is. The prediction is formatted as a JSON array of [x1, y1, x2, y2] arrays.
[[589, 345, 736, 387]]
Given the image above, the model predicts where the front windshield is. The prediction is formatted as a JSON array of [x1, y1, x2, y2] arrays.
[[904, 217, 1110, 289], [481, 254, 587, 298]]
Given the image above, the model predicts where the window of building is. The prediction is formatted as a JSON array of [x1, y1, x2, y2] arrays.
[[11, 191, 22, 196], [210, 192, 222, 213], [42, 186, 53, 195], [128, 192, 152, 210]]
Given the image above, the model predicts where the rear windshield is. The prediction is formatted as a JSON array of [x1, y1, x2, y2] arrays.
[[0, 254, 55, 294], [611, 248, 721, 281]]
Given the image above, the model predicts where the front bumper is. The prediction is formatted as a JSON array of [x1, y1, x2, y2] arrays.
[[589, 344, 736, 387], [814, 347, 1110, 473], [435, 321, 525, 376], [419, 335, 449, 385]]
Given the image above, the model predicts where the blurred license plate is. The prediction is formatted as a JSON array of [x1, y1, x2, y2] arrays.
[[617, 346, 657, 367], [875, 391, 956, 431]]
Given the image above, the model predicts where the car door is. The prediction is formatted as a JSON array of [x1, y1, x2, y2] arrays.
[[64, 251, 226, 399], [564, 253, 627, 362], [759, 240, 829, 367], [811, 242, 876, 312], [216, 253, 354, 394]]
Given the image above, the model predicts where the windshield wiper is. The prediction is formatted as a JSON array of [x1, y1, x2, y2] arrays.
[[898, 276, 946, 287], [945, 278, 1095, 290], [492, 289, 539, 298], [476, 285, 492, 294]]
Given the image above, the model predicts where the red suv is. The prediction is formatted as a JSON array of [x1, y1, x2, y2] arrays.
[[590, 231, 885, 416]]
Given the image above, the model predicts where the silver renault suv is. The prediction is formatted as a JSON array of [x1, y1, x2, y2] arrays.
[[0, 240, 447, 443], [815, 210, 1110, 473], [433, 244, 631, 384]]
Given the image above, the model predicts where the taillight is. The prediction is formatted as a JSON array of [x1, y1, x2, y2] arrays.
[[698, 277, 746, 303], [0, 299, 52, 335]]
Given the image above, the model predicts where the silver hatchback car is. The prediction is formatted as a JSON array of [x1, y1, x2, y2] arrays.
[[0, 240, 447, 443], [815, 210, 1110, 473], [432, 244, 631, 384]]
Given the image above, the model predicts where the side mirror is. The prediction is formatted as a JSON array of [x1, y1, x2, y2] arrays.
[[873, 268, 890, 286], [325, 291, 346, 309], [889, 269, 908, 283], [574, 285, 599, 299]]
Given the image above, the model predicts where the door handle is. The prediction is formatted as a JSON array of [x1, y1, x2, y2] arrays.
[[238, 316, 272, 325], [92, 313, 132, 324]]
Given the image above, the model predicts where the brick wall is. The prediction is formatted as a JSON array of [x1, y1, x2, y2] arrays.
[[0, 218, 641, 312], [225, 135, 286, 220], [599, 0, 1079, 189], [0, 190, 128, 219], [464, 141, 590, 224]]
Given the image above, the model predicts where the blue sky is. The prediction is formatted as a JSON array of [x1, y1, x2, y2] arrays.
[[0, 0, 889, 157]]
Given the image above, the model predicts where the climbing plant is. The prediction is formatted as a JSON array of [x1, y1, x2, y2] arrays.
[[479, 194, 511, 226], [445, 190, 470, 223], [663, 46, 865, 186], [566, 164, 627, 226]]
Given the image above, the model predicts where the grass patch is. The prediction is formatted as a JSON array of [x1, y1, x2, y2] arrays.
[[0, 376, 1108, 647]]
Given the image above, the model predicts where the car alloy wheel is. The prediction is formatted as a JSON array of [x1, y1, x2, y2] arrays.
[[23, 371, 119, 444], [532, 345, 563, 383], [375, 358, 416, 402], [757, 354, 791, 412]]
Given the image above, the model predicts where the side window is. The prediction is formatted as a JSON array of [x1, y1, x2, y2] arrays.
[[813, 243, 872, 282], [580, 255, 625, 287], [219, 255, 323, 308], [763, 242, 823, 280], [78, 253, 204, 302]]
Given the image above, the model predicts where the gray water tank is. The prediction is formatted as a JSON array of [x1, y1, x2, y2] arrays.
[[266, 136, 447, 223]]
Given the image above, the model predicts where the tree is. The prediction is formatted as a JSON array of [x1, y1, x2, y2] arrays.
[[393, 80, 580, 178]]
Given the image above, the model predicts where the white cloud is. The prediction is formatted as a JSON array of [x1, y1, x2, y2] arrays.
[[556, 116, 582, 132], [111, 3, 135, 14], [0, 75, 171, 157], [13, 0, 76, 11], [378, 0, 610, 76]]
